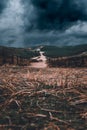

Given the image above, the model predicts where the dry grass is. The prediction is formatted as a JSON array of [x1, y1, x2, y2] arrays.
[[0, 65, 87, 130]]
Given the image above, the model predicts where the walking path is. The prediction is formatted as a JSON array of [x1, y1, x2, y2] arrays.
[[30, 49, 47, 68]]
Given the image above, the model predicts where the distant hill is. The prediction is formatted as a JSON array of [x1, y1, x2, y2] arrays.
[[0, 44, 87, 67], [40, 44, 87, 67], [0, 46, 39, 65], [41, 44, 87, 58]]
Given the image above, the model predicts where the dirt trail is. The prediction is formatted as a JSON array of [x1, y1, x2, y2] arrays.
[[30, 49, 47, 68]]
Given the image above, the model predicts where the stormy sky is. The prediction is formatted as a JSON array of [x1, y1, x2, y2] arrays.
[[0, 0, 87, 47]]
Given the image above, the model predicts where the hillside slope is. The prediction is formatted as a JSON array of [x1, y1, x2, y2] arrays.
[[0, 46, 39, 65]]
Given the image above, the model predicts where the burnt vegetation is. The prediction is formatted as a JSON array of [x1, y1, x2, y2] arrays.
[[0, 45, 87, 129], [41, 44, 87, 68], [0, 46, 39, 66], [47, 55, 87, 68], [0, 66, 87, 130]]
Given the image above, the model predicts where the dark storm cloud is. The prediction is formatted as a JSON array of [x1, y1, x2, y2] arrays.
[[23, 0, 87, 30], [0, 0, 87, 47], [0, 1, 7, 13]]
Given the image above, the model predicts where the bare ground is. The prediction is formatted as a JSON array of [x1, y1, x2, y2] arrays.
[[30, 51, 47, 68], [0, 65, 87, 130]]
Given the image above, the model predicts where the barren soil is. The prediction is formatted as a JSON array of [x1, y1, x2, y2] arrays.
[[30, 51, 47, 68], [0, 65, 87, 130]]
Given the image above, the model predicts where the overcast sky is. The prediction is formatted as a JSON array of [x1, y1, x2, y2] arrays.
[[0, 0, 87, 47]]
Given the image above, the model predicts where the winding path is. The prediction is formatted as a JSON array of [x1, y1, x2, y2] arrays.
[[30, 49, 47, 68]]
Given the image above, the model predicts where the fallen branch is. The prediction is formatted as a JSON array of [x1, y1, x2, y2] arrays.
[[70, 98, 87, 105], [25, 113, 47, 118], [49, 112, 69, 125]]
